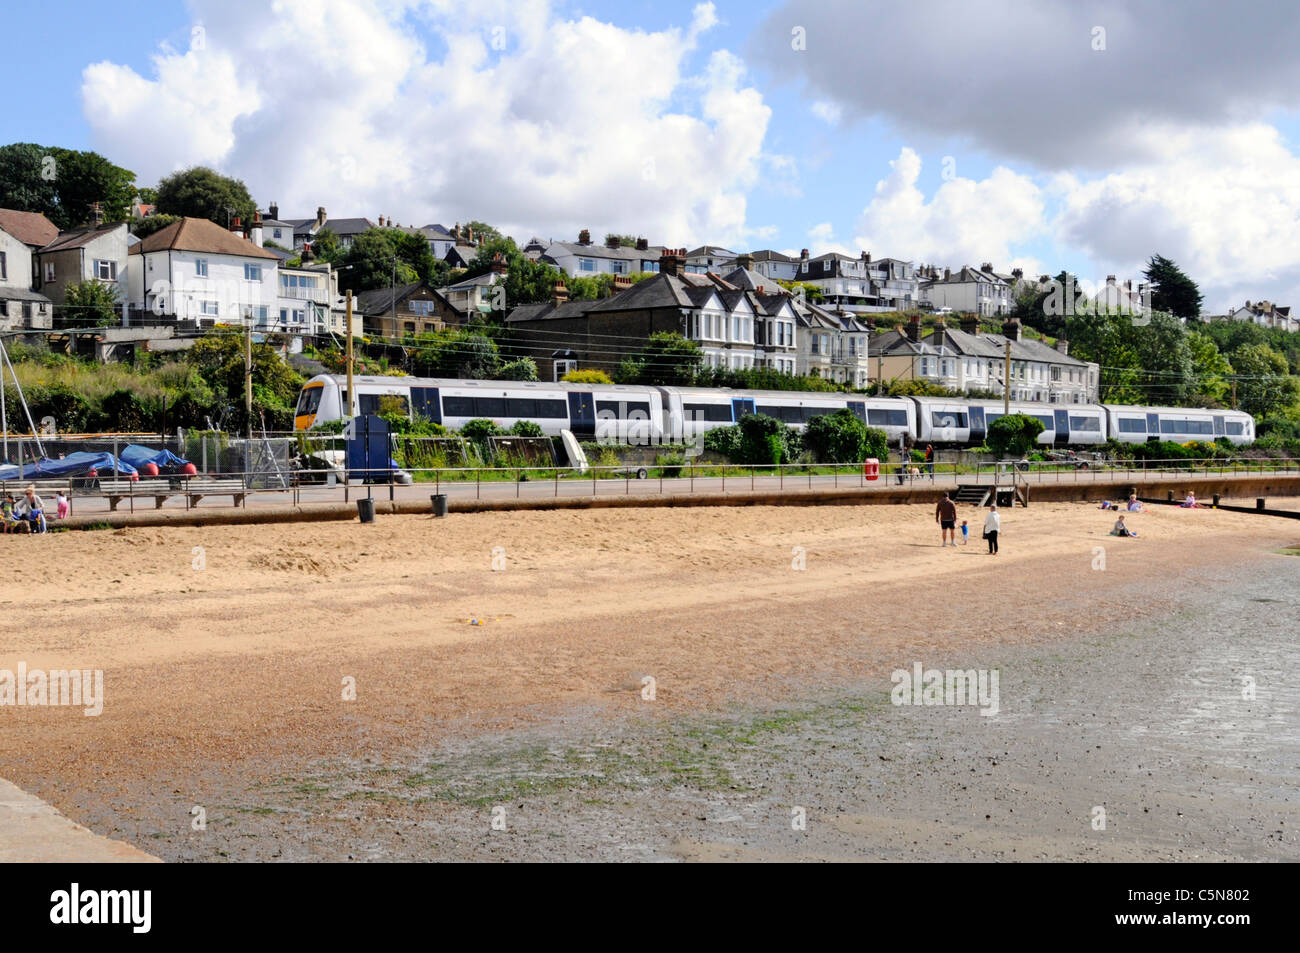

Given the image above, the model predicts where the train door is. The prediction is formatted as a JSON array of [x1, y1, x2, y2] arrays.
[[731, 397, 755, 421], [1213, 415, 1226, 438], [410, 387, 441, 425], [1053, 409, 1070, 447], [1146, 412, 1161, 442], [968, 405, 987, 443], [567, 392, 596, 439], [847, 401, 866, 423]]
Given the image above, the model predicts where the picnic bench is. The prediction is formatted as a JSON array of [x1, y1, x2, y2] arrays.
[[101, 479, 174, 511], [183, 477, 247, 508]]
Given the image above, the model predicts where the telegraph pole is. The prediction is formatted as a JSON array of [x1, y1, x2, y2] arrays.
[[346, 290, 355, 418], [1003, 339, 1011, 413], [244, 314, 253, 442]]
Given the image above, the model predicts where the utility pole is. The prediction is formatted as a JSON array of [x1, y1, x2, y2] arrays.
[[346, 290, 355, 418], [1003, 339, 1011, 413], [244, 314, 253, 442], [1231, 379, 1237, 410]]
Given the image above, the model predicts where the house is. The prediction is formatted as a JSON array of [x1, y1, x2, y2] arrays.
[[536, 231, 660, 277], [684, 245, 737, 275], [869, 316, 1099, 402], [795, 250, 918, 313], [1226, 299, 1296, 332], [0, 225, 53, 332], [271, 204, 376, 251], [354, 281, 458, 339], [36, 221, 130, 309], [0, 208, 59, 253], [276, 260, 355, 337], [744, 249, 800, 282], [919, 264, 1012, 317], [715, 264, 799, 375], [126, 216, 281, 327], [508, 250, 763, 380], [795, 301, 872, 386], [439, 256, 507, 320], [398, 223, 458, 260]]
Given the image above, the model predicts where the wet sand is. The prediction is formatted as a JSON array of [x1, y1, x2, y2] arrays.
[[0, 501, 1296, 861]]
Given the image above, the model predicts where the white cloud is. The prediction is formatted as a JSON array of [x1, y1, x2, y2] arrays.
[[807, 221, 834, 243], [81, 0, 770, 248], [810, 101, 841, 125], [850, 148, 1046, 270]]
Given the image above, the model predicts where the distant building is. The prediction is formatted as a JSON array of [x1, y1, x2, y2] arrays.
[[36, 221, 130, 308], [1225, 299, 1296, 332]]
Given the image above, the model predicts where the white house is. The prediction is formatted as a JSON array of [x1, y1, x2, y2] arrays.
[[1226, 299, 1296, 332], [0, 225, 52, 331], [127, 217, 281, 326], [684, 245, 737, 275], [796, 250, 919, 313], [920, 264, 1012, 316], [744, 250, 800, 282], [538, 230, 660, 277]]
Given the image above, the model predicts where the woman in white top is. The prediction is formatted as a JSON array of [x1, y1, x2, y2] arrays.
[[984, 504, 1000, 555]]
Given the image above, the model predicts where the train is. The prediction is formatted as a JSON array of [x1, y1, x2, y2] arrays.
[[293, 374, 1256, 448]]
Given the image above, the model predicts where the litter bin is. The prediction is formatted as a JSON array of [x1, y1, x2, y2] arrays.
[[431, 493, 448, 518], [862, 458, 879, 481], [357, 498, 376, 523]]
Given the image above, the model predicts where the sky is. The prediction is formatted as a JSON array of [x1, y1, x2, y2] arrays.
[[3, 0, 1300, 313]]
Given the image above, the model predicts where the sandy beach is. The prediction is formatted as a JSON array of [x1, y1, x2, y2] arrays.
[[1, 499, 1296, 861]]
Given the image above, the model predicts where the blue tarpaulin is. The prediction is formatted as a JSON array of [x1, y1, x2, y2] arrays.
[[119, 445, 191, 472], [0, 451, 138, 482]]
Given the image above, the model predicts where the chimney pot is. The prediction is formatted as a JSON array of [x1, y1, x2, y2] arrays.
[[578, 229, 591, 245], [658, 248, 684, 277], [635, 237, 648, 251], [1055, 338, 1070, 355], [268, 202, 279, 221], [905, 316, 922, 343]]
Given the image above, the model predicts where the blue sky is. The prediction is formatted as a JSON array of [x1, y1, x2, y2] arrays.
[[5, 0, 1300, 312]]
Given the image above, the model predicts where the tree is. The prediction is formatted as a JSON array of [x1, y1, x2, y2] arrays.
[[987, 414, 1045, 457], [63, 280, 120, 328], [130, 213, 181, 239], [1231, 343, 1299, 419], [496, 357, 538, 381], [155, 166, 257, 229], [0, 142, 135, 229], [338, 229, 418, 293], [776, 279, 825, 303], [307, 227, 343, 265], [635, 332, 702, 386], [186, 331, 305, 432], [463, 221, 505, 244], [737, 413, 786, 465], [603, 234, 638, 248], [1185, 331, 1234, 406], [1144, 254, 1202, 319]]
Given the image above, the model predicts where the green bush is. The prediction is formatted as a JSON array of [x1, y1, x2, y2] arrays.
[[987, 414, 1046, 458], [508, 419, 544, 437], [737, 414, 785, 465], [702, 424, 742, 459], [802, 408, 889, 464], [655, 451, 684, 476]]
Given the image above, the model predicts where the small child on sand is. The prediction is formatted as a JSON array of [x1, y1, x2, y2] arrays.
[[960, 520, 969, 544], [55, 491, 69, 519]]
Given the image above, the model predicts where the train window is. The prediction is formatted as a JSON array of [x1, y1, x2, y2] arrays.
[[296, 387, 323, 415], [596, 400, 652, 418], [476, 397, 506, 417], [1226, 421, 1244, 435], [359, 394, 409, 417], [867, 408, 909, 427], [443, 396, 475, 416], [683, 402, 733, 422], [931, 411, 968, 428], [537, 399, 568, 418], [1069, 416, 1101, 431], [803, 407, 835, 422], [1118, 418, 1146, 433], [507, 398, 537, 418]]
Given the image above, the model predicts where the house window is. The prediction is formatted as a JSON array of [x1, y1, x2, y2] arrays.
[[280, 308, 288, 323], [94, 259, 117, 280], [810, 335, 820, 355], [404, 321, 416, 332], [195, 259, 208, 277], [610, 260, 628, 275], [44, 262, 55, 282], [273, 228, 282, 239], [244, 263, 262, 281], [578, 258, 595, 272], [200, 300, 220, 315]]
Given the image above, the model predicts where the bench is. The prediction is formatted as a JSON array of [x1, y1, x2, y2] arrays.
[[101, 479, 174, 511], [183, 478, 246, 508]]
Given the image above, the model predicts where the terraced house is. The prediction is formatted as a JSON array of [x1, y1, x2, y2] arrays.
[[870, 316, 1099, 403]]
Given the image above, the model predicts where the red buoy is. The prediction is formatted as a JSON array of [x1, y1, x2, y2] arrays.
[[143, 463, 159, 476], [130, 472, 139, 482], [182, 462, 197, 475], [88, 468, 98, 477]]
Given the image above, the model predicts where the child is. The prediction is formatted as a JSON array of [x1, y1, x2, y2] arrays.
[[55, 491, 69, 520], [960, 520, 969, 544], [1, 494, 14, 533]]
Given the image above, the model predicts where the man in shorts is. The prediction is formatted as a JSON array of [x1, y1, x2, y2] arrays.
[[936, 492, 958, 547]]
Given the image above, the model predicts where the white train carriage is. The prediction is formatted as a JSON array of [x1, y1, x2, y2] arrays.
[[910, 397, 1108, 447], [844, 397, 916, 445], [1102, 404, 1254, 445], [657, 386, 855, 440], [293, 374, 664, 443]]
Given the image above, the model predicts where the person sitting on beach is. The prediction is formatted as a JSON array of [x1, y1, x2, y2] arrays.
[[1110, 515, 1138, 537], [1126, 494, 1143, 512], [0, 494, 18, 534], [1181, 491, 1200, 509], [14, 485, 45, 534]]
